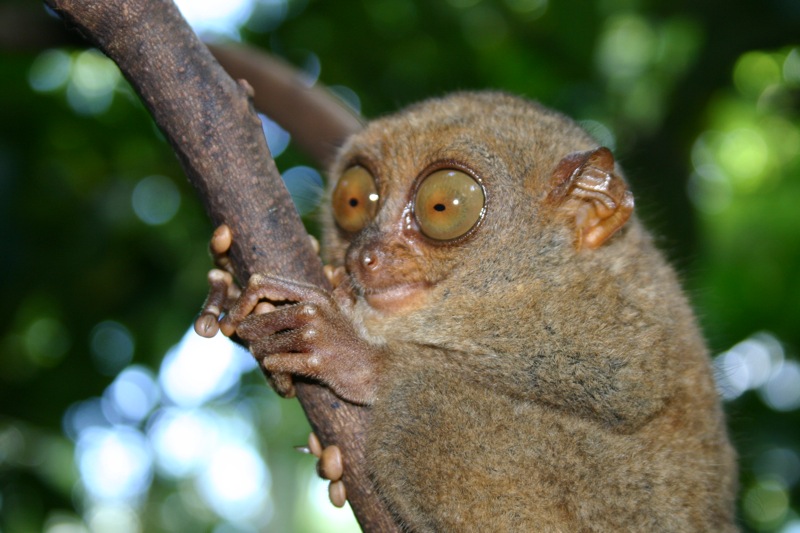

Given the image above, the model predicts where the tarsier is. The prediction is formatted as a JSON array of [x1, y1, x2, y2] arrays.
[[197, 92, 738, 531]]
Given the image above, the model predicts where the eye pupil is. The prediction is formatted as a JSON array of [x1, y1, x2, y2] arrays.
[[434, 204, 446, 212], [349, 198, 359, 207]]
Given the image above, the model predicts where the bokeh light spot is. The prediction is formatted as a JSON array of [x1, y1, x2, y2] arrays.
[[43, 511, 90, 533], [713, 332, 785, 400], [196, 442, 271, 522], [148, 407, 219, 478], [734, 51, 782, 99], [784, 48, 800, 85], [24, 317, 70, 368], [687, 165, 733, 214], [104, 366, 160, 425], [259, 114, 290, 158], [743, 478, 790, 529], [245, 0, 290, 33], [77, 427, 153, 504], [173, 0, 255, 39], [282, 166, 324, 215], [716, 128, 769, 191], [131, 175, 181, 226], [66, 49, 121, 116], [504, 0, 548, 17], [755, 448, 800, 488], [63, 398, 110, 442], [596, 15, 656, 79], [304, 472, 361, 532], [783, 519, 800, 533], [85, 504, 141, 533], [760, 360, 800, 412], [90, 321, 135, 376], [329, 85, 362, 115], [28, 49, 72, 93], [579, 120, 616, 151], [762, 116, 800, 166], [159, 327, 253, 408]]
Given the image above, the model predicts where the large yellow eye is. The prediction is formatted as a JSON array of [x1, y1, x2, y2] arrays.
[[331, 166, 380, 233], [414, 169, 485, 241]]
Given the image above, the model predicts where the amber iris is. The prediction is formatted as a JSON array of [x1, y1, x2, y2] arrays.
[[414, 169, 485, 241], [332, 166, 380, 233]]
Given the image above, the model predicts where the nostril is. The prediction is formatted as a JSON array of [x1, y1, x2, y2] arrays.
[[362, 251, 378, 270]]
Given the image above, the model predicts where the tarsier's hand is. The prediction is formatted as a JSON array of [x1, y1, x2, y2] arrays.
[[299, 432, 347, 508], [195, 225, 381, 405]]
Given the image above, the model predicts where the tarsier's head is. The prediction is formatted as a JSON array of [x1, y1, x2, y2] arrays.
[[323, 92, 635, 327]]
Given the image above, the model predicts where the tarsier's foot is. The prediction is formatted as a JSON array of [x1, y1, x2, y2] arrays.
[[303, 432, 347, 508]]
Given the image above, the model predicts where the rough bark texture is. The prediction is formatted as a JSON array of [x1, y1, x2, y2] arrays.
[[42, 0, 397, 530]]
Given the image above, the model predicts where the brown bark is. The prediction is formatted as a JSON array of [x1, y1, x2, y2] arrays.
[[42, 0, 397, 530]]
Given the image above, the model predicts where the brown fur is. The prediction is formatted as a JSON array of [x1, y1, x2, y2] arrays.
[[321, 92, 738, 531]]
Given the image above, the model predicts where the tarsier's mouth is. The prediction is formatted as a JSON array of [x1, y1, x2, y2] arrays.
[[361, 281, 431, 313]]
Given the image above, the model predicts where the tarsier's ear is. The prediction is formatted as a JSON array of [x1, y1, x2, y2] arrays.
[[546, 147, 634, 250]]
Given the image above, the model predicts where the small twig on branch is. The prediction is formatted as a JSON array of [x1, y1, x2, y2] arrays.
[[209, 44, 364, 167], [42, 0, 397, 530]]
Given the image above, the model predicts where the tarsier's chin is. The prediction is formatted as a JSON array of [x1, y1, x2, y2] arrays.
[[204, 91, 738, 531]]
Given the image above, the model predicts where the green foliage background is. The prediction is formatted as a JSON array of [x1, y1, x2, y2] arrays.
[[1, 0, 799, 531]]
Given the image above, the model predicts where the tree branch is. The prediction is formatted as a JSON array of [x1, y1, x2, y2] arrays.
[[42, 0, 397, 530], [208, 44, 364, 167]]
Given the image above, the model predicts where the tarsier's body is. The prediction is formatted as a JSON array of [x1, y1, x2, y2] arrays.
[[206, 92, 737, 531]]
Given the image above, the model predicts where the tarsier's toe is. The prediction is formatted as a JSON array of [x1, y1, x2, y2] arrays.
[[267, 372, 296, 398], [195, 268, 237, 338], [211, 224, 232, 255], [307, 433, 348, 507], [323, 265, 348, 289], [318, 444, 344, 481], [309, 234, 320, 255], [308, 432, 323, 457], [329, 480, 347, 508], [194, 312, 220, 338]]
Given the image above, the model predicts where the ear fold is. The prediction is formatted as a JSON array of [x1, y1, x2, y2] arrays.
[[546, 147, 634, 250]]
